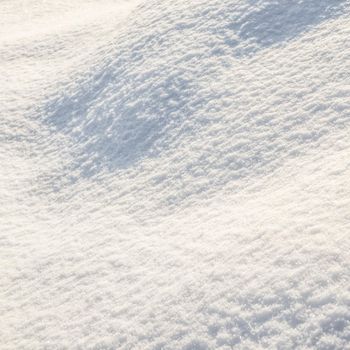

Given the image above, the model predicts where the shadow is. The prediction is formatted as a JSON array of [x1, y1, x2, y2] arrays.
[[229, 0, 347, 57], [44, 59, 194, 178], [182, 340, 209, 350]]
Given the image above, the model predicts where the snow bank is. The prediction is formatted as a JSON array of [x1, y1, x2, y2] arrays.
[[1, 0, 350, 349]]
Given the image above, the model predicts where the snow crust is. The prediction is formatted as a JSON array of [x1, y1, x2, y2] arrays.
[[1, 0, 350, 349]]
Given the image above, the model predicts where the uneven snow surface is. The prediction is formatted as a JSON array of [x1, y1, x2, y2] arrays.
[[1, 0, 350, 349]]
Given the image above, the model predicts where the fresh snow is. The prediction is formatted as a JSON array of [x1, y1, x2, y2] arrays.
[[1, 0, 350, 349]]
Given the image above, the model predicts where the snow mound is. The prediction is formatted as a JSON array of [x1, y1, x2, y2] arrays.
[[2, 0, 350, 349], [45, 0, 348, 179]]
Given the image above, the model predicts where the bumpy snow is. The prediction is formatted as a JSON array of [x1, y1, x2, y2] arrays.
[[1, 0, 350, 349]]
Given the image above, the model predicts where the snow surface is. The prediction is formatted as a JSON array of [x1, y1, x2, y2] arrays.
[[1, 0, 350, 349]]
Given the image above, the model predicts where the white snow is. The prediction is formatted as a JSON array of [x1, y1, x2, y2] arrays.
[[1, 0, 350, 349]]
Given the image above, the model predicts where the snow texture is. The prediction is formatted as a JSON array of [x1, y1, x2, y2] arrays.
[[1, 0, 350, 349]]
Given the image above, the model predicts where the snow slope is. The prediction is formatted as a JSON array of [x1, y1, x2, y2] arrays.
[[1, 0, 350, 349]]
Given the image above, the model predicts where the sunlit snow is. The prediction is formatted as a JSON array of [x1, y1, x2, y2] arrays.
[[1, 0, 350, 349]]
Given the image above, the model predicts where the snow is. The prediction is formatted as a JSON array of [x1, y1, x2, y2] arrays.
[[1, 0, 350, 349]]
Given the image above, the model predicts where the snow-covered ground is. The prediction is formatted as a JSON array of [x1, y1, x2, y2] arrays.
[[1, 0, 350, 349]]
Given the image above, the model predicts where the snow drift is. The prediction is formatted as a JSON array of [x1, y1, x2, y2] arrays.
[[1, 0, 350, 349]]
